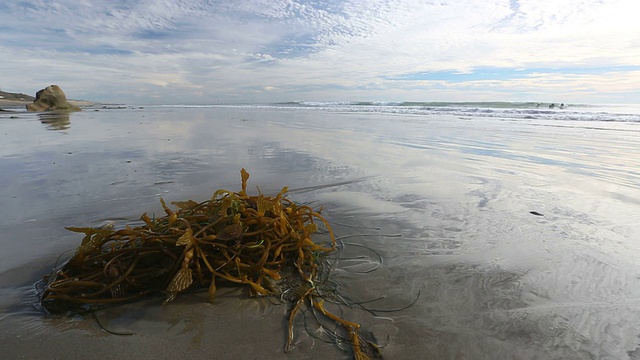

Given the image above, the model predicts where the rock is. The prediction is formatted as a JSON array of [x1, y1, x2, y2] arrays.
[[26, 85, 81, 112]]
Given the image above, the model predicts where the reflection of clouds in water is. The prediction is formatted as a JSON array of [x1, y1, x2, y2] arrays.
[[0, 111, 344, 225], [3, 107, 640, 359], [38, 112, 71, 131], [316, 191, 407, 216], [134, 108, 640, 258], [132, 111, 369, 194]]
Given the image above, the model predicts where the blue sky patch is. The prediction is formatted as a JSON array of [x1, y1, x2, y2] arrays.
[[134, 29, 174, 41], [266, 34, 320, 59], [390, 66, 640, 82], [64, 46, 134, 56]]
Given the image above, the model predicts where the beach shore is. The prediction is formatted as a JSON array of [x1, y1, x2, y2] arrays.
[[0, 245, 389, 360], [2, 106, 640, 359], [0, 99, 96, 110], [0, 99, 30, 108]]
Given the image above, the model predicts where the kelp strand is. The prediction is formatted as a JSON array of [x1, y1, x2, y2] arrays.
[[38, 169, 381, 359]]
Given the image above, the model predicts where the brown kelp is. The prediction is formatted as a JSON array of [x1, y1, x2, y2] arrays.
[[38, 169, 381, 359]]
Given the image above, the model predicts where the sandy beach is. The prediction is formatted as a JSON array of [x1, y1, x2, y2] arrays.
[[0, 99, 96, 110], [0, 99, 30, 108], [2, 104, 640, 359], [2, 0, 640, 357]]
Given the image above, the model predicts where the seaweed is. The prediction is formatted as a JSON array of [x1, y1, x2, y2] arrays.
[[37, 169, 382, 359]]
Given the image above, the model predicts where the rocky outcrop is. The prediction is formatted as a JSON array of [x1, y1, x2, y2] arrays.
[[26, 85, 81, 112]]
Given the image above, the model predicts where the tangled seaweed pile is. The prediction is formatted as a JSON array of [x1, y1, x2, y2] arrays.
[[38, 169, 381, 359]]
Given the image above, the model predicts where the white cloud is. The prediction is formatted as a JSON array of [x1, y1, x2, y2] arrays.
[[1, 0, 639, 103]]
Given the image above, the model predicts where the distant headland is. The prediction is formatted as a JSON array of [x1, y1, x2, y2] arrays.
[[0, 87, 95, 111]]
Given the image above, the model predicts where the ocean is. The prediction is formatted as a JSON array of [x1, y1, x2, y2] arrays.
[[160, 100, 640, 122], [1, 102, 640, 359]]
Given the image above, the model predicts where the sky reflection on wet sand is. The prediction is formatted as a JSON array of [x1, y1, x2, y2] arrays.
[[1, 107, 640, 359]]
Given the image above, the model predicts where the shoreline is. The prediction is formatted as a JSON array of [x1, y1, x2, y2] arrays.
[[0, 99, 30, 108], [1, 106, 640, 359], [0, 99, 97, 110]]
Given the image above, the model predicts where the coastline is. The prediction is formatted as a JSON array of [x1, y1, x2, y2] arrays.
[[1, 106, 640, 359], [0, 99, 30, 108], [0, 99, 96, 110]]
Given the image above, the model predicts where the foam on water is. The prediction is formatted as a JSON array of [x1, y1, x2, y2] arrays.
[[156, 101, 640, 123]]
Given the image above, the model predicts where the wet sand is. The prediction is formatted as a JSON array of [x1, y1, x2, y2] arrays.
[[1, 106, 640, 359], [0, 99, 30, 109]]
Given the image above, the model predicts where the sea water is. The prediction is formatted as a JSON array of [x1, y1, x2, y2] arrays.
[[1, 102, 640, 359]]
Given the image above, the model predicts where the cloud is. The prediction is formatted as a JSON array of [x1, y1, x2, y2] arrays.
[[1, 0, 639, 103]]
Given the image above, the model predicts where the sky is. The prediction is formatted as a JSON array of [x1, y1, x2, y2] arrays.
[[0, 0, 639, 105]]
